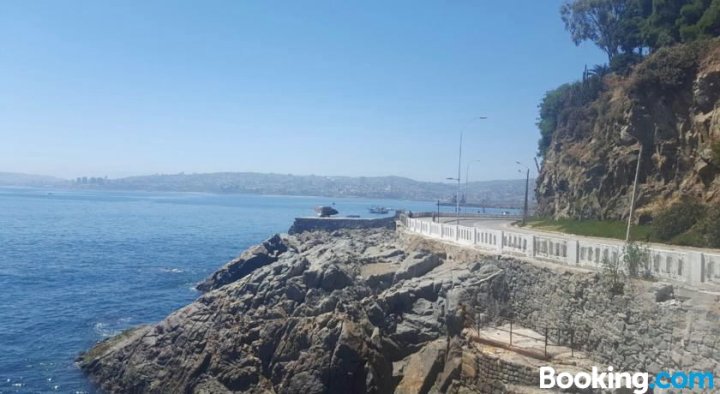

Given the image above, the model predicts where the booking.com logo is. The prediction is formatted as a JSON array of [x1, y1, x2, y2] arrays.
[[540, 366, 714, 393]]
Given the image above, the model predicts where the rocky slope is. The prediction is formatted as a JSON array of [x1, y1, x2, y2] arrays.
[[79, 228, 720, 393], [536, 40, 720, 220]]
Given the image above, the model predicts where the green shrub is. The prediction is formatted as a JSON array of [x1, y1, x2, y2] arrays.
[[624, 241, 651, 279], [610, 52, 643, 75], [670, 230, 706, 247], [697, 206, 720, 248], [536, 76, 604, 157], [601, 255, 625, 296], [630, 42, 707, 94], [652, 199, 707, 241]]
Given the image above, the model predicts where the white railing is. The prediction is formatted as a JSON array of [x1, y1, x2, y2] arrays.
[[401, 217, 719, 287]]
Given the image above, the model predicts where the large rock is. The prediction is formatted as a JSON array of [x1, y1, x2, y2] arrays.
[[196, 234, 289, 292], [651, 282, 674, 302], [394, 252, 442, 282], [394, 338, 447, 394]]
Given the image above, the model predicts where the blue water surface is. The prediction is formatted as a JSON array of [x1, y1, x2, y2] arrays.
[[1, 188, 453, 393]]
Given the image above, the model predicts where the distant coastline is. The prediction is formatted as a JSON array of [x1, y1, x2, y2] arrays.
[[1, 171, 536, 208]]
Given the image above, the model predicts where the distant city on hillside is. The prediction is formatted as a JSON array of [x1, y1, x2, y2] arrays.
[[0, 171, 536, 208]]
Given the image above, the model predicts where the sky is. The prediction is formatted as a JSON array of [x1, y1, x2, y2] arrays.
[[0, 0, 606, 182]]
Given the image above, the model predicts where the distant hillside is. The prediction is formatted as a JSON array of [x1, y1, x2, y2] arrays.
[[0, 172, 68, 187], [72, 172, 535, 207]]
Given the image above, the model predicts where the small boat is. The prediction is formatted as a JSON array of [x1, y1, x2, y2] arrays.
[[314, 206, 339, 217], [368, 206, 390, 214]]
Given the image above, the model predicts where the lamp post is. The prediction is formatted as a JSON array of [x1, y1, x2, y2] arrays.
[[451, 117, 487, 226], [516, 161, 530, 226], [625, 145, 643, 242]]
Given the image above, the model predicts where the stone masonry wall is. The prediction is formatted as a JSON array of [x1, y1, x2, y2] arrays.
[[288, 216, 396, 234], [399, 233, 720, 381], [491, 259, 720, 378]]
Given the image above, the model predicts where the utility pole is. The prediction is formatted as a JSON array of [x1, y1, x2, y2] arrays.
[[456, 132, 463, 227], [437, 200, 440, 223], [523, 167, 529, 226], [516, 161, 530, 226], [625, 145, 643, 242], [448, 117, 487, 230]]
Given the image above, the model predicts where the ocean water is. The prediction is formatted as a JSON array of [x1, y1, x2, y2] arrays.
[[0, 188, 515, 393]]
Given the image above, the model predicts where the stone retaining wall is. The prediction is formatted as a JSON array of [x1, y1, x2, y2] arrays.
[[288, 216, 396, 234]]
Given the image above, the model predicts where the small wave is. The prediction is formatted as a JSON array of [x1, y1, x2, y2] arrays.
[[160, 267, 184, 273], [94, 317, 133, 337]]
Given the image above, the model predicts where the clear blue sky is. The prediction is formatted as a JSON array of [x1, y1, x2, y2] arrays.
[[0, 0, 605, 182]]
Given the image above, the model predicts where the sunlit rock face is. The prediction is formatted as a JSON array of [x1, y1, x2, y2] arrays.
[[536, 41, 720, 220]]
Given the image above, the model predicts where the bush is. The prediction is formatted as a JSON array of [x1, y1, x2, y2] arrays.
[[623, 241, 651, 279], [670, 230, 706, 247], [610, 52, 643, 75], [601, 255, 625, 296], [652, 198, 707, 241], [536, 78, 604, 157], [630, 42, 707, 94], [697, 206, 720, 248]]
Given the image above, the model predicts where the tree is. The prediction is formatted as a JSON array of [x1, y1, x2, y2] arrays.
[[678, 0, 710, 41], [694, 0, 720, 37], [641, 0, 690, 50], [561, 0, 646, 61]]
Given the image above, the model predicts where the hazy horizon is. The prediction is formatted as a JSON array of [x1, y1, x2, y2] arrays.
[[1, 0, 605, 182], [1, 169, 533, 184]]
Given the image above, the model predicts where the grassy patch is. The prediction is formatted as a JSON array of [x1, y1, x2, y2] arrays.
[[669, 230, 706, 247], [525, 218, 654, 242]]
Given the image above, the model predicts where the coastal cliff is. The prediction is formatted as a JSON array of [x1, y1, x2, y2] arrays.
[[79, 226, 720, 393], [536, 39, 720, 220]]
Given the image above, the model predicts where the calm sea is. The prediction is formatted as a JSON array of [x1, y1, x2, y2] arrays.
[[0, 188, 510, 393]]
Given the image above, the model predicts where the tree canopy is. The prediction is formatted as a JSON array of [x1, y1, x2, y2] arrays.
[[561, 0, 720, 62], [538, 0, 720, 157]]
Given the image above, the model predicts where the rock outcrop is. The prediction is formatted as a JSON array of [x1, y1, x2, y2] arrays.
[[79, 229, 720, 393], [80, 229, 502, 393], [537, 40, 720, 220]]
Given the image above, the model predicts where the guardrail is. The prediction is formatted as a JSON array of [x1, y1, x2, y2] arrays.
[[408, 211, 523, 220], [400, 216, 720, 287]]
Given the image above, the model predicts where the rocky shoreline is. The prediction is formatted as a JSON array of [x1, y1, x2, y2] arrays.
[[79, 226, 720, 393]]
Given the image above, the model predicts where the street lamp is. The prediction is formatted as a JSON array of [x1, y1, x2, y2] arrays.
[[516, 161, 530, 226], [452, 116, 487, 226], [626, 145, 643, 242]]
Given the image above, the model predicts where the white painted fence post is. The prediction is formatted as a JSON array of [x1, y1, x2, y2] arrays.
[[527, 235, 535, 258], [568, 239, 579, 266], [688, 252, 704, 285]]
